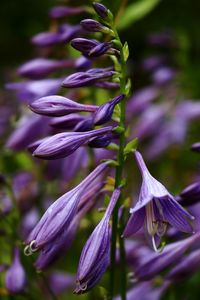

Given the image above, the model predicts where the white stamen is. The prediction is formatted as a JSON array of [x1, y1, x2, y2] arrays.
[[152, 235, 165, 253]]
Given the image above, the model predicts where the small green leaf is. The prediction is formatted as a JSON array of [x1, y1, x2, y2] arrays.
[[122, 42, 129, 61], [118, 0, 161, 30], [125, 78, 132, 95], [124, 138, 138, 155]]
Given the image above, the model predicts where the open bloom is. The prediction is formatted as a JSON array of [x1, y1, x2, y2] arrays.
[[75, 188, 120, 294], [124, 151, 194, 251]]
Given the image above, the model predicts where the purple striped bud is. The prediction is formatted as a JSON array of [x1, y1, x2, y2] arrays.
[[191, 142, 200, 152], [89, 42, 112, 57], [75, 188, 120, 294], [81, 19, 111, 34], [95, 81, 120, 89], [93, 94, 124, 125], [25, 163, 108, 252], [17, 58, 75, 79], [62, 68, 115, 88], [124, 151, 194, 251], [50, 114, 85, 130], [71, 38, 99, 55], [74, 117, 94, 132], [33, 126, 112, 160], [30, 95, 97, 117], [49, 6, 86, 19], [5, 248, 26, 294], [32, 24, 81, 47], [75, 56, 92, 70], [179, 182, 200, 206], [93, 3, 111, 20]]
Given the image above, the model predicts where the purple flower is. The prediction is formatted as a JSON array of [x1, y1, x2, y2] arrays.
[[6, 114, 50, 151], [92, 2, 110, 19], [75, 56, 92, 70], [30, 95, 98, 117], [49, 6, 86, 19], [62, 68, 115, 88], [74, 116, 94, 132], [17, 58, 76, 79], [178, 182, 200, 206], [50, 114, 85, 130], [48, 272, 74, 295], [6, 78, 62, 103], [152, 67, 175, 85], [191, 142, 200, 152], [88, 134, 113, 148], [71, 38, 99, 55], [31, 24, 81, 47], [88, 42, 113, 58], [124, 151, 194, 251], [35, 182, 103, 270], [81, 19, 110, 33], [75, 188, 120, 294], [25, 163, 108, 252], [134, 233, 200, 280], [166, 248, 200, 281], [95, 81, 119, 89], [5, 248, 26, 294], [32, 126, 112, 160], [93, 94, 124, 125]]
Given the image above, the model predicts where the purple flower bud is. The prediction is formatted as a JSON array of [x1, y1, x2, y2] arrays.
[[32, 24, 81, 47], [88, 134, 113, 148], [88, 42, 112, 58], [6, 114, 50, 151], [5, 248, 26, 294], [93, 2, 110, 19], [62, 68, 115, 88], [134, 233, 200, 280], [75, 56, 92, 70], [50, 114, 85, 130], [124, 151, 194, 251], [75, 188, 120, 294], [93, 94, 124, 125], [152, 67, 175, 85], [17, 58, 75, 79], [166, 248, 200, 281], [81, 19, 110, 33], [178, 182, 200, 206], [6, 78, 62, 103], [48, 272, 74, 295], [49, 6, 86, 19], [30, 95, 98, 117], [71, 38, 99, 55], [74, 117, 94, 132], [25, 163, 108, 251], [33, 126, 112, 160], [191, 142, 200, 152], [95, 81, 120, 89]]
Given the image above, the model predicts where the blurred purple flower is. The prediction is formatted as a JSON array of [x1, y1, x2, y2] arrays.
[[48, 272, 74, 295], [49, 6, 86, 19], [191, 142, 200, 152], [152, 67, 176, 85], [5, 248, 26, 294]]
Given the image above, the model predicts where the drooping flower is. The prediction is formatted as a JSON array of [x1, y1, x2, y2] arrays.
[[71, 38, 99, 56], [5, 248, 27, 294], [30, 95, 98, 117], [75, 188, 120, 294], [124, 151, 194, 251], [178, 182, 200, 206], [25, 163, 108, 252], [32, 126, 112, 159]]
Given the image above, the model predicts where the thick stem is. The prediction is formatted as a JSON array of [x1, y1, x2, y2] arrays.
[[110, 26, 127, 300]]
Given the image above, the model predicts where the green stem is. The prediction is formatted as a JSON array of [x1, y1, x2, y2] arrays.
[[110, 26, 127, 300]]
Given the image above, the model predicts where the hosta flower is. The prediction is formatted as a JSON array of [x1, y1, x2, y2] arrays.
[[81, 19, 111, 34], [92, 2, 110, 20], [93, 94, 124, 125], [17, 58, 75, 79], [50, 114, 85, 130], [178, 182, 200, 206], [71, 38, 99, 56], [49, 6, 86, 19], [75, 188, 120, 294], [33, 126, 112, 159], [30, 95, 97, 117], [62, 68, 115, 88], [25, 163, 108, 252], [124, 151, 194, 251], [5, 248, 27, 294]]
